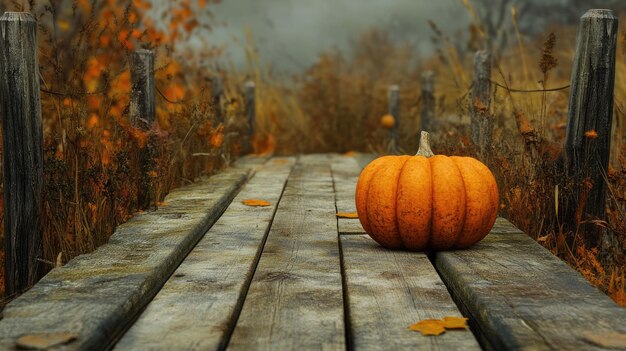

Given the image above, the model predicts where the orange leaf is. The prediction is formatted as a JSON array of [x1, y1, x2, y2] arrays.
[[408, 319, 446, 336], [441, 316, 469, 329], [584, 130, 598, 139], [336, 212, 358, 219], [242, 199, 271, 207]]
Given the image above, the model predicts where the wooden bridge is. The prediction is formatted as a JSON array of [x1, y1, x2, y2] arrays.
[[0, 154, 625, 350]]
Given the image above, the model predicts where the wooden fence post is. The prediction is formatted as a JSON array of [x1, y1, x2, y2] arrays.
[[130, 49, 156, 208], [420, 71, 435, 132], [563, 9, 618, 247], [130, 49, 155, 129], [388, 85, 400, 152], [243, 81, 255, 154], [211, 75, 224, 123], [471, 50, 492, 155], [0, 12, 44, 295]]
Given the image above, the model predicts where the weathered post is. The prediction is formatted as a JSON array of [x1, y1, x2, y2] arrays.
[[0, 12, 44, 294], [130, 49, 156, 208], [130, 49, 155, 129], [388, 85, 400, 153], [420, 71, 435, 132], [471, 50, 492, 155], [211, 75, 224, 123], [243, 81, 255, 154], [563, 9, 618, 248]]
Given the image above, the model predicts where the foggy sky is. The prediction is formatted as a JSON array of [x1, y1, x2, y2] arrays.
[[189, 0, 469, 73]]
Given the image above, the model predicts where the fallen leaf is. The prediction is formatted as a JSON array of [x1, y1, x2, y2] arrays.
[[16, 333, 78, 350], [584, 130, 598, 139], [408, 319, 446, 336], [336, 212, 358, 219], [242, 199, 271, 207], [343, 151, 356, 157], [441, 316, 468, 329], [583, 331, 626, 348]]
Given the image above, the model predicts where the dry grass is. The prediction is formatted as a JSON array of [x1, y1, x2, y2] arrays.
[[252, 9, 626, 305], [0, 0, 249, 295], [0, 0, 624, 307]]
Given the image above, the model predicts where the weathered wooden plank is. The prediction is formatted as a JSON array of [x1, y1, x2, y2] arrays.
[[115, 157, 295, 350], [434, 217, 626, 351], [0, 157, 262, 350], [0, 12, 44, 295], [342, 235, 481, 350], [331, 156, 366, 235], [228, 154, 345, 350]]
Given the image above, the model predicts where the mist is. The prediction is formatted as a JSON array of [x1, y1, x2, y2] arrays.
[[187, 0, 469, 73]]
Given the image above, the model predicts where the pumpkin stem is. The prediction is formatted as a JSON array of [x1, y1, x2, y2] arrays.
[[416, 131, 435, 157]]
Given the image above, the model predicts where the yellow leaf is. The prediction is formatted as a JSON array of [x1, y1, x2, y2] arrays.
[[16, 333, 78, 349], [408, 319, 446, 336], [57, 20, 70, 32], [242, 199, 271, 207], [441, 316, 469, 329], [583, 331, 626, 349], [336, 212, 358, 219]]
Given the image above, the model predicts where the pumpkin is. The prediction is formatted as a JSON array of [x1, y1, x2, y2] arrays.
[[380, 114, 395, 129], [355, 132, 499, 251]]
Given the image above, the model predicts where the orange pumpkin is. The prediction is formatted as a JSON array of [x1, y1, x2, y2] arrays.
[[355, 132, 499, 251], [380, 114, 395, 129]]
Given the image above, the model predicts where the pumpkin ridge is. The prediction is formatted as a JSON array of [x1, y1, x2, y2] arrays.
[[450, 157, 471, 248], [427, 155, 467, 250], [356, 157, 388, 234], [366, 156, 402, 249], [394, 156, 412, 249]]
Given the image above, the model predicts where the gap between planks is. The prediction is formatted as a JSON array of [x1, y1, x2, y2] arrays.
[[330, 155, 481, 350], [116, 157, 296, 350], [227, 154, 346, 350], [0, 156, 268, 350]]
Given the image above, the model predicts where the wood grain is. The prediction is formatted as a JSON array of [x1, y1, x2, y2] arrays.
[[331, 156, 366, 235], [341, 235, 481, 350], [471, 50, 492, 155], [563, 9, 618, 247], [434, 217, 626, 351], [0, 157, 260, 351], [116, 157, 295, 350], [0, 12, 44, 295], [130, 49, 155, 129], [228, 154, 345, 350]]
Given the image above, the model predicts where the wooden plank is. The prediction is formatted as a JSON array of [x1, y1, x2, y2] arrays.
[[434, 218, 626, 351], [116, 157, 296, 350], [0, 157, 261, 350], [331, 156, 366, 235], [228, 154, 345, 350], [341, 235, 481, 350]]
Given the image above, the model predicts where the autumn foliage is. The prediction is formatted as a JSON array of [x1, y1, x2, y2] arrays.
[[0, 0, 624, 308], [0, 0, 254, 296]]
